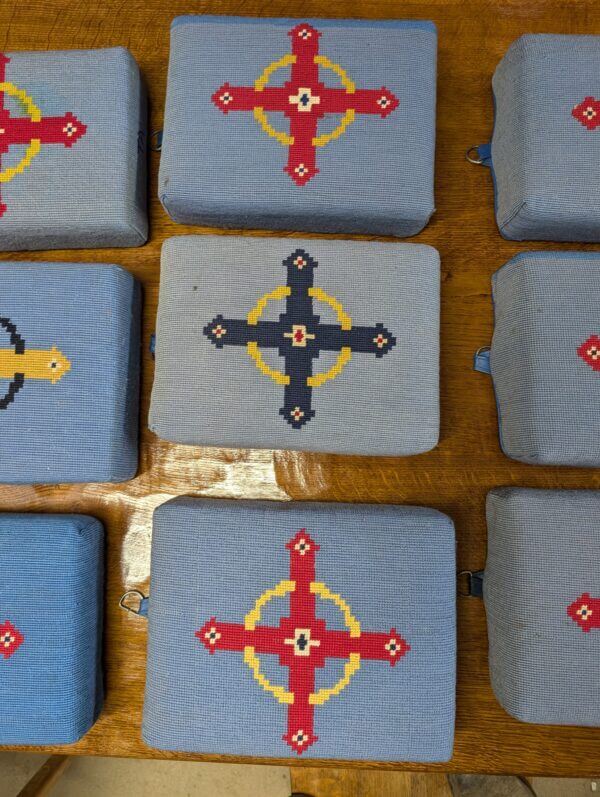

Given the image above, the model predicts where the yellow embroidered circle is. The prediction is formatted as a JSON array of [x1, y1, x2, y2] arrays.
[[0, 83, 42, 183], [253, 54, 357, 149], [243, 578, 362, 707], [245, 285, 353, 388]]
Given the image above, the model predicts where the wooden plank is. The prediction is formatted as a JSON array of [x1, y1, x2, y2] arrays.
[[0, 0, 599, 776], [16, 756, 70, 797], [290, 768, 453, 796]]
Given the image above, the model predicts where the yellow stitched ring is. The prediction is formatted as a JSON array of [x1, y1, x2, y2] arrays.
[[308, 582, 361, 705], [243, 579, 295, 705], [246, 286, 291, 385], [0, 83, 42, 183], [242, 578, 363, 707], [246, 286, 354, 388], [253, 54, 356, 148], [247, 342, 290, 386]]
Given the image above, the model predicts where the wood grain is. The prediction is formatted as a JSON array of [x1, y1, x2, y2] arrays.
[[290, 768, 453, 796], [0, 0, 600, 777]]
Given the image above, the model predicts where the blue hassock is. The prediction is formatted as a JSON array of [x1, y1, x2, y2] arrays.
[[0, 514, 104, 744], [486, 251, 600, 466], [485, 488, 600, 726], [159, 16, 437, 236], [149, 235, 440, 456], [484, 34, 600, 242], [0, 47, 147, 251], [142, 498, 456, 762], [0, 262, 141, 483]]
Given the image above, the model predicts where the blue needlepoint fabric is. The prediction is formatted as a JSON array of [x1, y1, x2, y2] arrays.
[[143, 498, 456, 762], [0, 262, 141, 483], [490, 35, 600, 241], [0, 47, 147, 250], [159, 16, 437, 236], [485, 488, 600, 726], [490, 251, 600, 466], [149, 235, 440, 456], [0, 514, 104, 744]]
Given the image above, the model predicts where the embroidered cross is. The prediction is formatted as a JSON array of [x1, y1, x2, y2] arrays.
[[0, 53, 86, 217], [567, 593, 600, 632], [203, 249, 396, 429], [196, 530, 410, 755], [211, 23, 399, 185], [572, 97, 600, 130], [0, 317, 71, 410], [0, 620, 24, 659]]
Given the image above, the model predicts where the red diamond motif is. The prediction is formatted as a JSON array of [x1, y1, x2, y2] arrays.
[[0, 619, 24, 659], [577, 334, 600, 371], [572, 96, 600, 130], [567, 592, 600, 632]]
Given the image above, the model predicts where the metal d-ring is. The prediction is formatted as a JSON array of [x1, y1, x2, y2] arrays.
[[150, 129, 163, 152], [457, 571, 474, 597], [119, 589, 148, 615], [466, 145, 484, 165], [457, 570, 484, 598]]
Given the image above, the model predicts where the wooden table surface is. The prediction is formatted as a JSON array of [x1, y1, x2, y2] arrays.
[[1, 0, 600, 779]]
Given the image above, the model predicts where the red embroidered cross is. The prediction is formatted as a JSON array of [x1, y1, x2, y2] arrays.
[[211, 24, 399, 186], [0, 53, 87, 217], [573, 97, 600, 130], [196, 530, 410, 755], [567, 593, 600, 632], [0, 619, 24, 659]]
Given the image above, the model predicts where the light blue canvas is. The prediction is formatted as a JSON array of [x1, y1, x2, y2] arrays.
[[0, 47, 147, 250], [488, 251, 600, 466], [159, 16, 436, 236], [143, 498, 456, 762], [485, 488, 600, 726], [149, 235, 440, 456], [0, 514, 104, 745], [488, 34, 600, 241], [0, 262, 141, 483]]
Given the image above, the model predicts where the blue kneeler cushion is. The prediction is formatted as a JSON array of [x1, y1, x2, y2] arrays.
[[143, 498, 456, 762], [485, 488, 600, 726], [486, 251, 600, 466], [159, 15, 437, 236], [0, 47, 147, 251], [0, 514, 104, 745], [149, 235, 440, 457], [0, 262, 141, 483], [486, 34, 600, 242]]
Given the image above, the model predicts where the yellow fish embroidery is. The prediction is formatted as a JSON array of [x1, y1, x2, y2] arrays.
[[0, 317, 71, 410]]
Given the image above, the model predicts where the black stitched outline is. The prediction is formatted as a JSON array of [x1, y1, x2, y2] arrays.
[[0, 317, 26, 410], [0, 373, 24, 409], [0, 317, 25, 354]]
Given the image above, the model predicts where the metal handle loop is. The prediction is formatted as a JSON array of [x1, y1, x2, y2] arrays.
[[119, 589, 147, 615], [466, 145, 484, 165], [150, 129, 163, 152]]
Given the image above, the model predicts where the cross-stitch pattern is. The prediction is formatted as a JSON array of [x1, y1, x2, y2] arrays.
[[203, 249, 396, 429], [0, 317, 71, 410], [0, 53, 86, 217], [196, 529, 410, 755], [577, 334, 600, 371], [567, 592, 600, 632], [211, 23, 399, 185], [572, 97, 600, 130], [0, 619, 24, 660]]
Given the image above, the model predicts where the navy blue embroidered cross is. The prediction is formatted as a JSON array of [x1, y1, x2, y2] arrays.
[[203, 249, 396, 429]]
